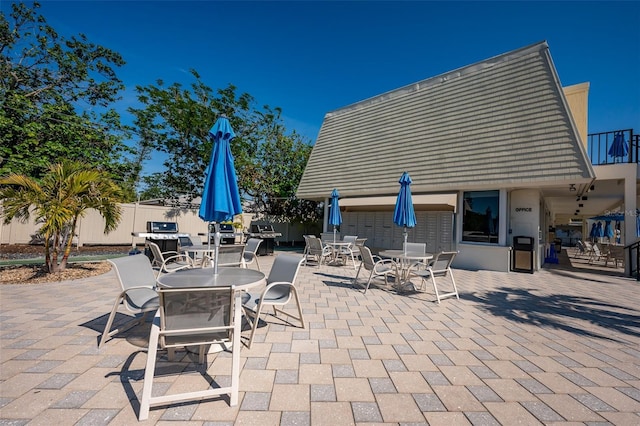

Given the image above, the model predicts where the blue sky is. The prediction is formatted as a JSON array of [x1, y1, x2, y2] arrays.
[[9, 1, 640, 176]]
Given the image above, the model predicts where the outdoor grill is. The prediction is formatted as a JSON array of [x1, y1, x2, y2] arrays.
[[135, 221, 188, 261], [247, 224, 282, 256], [203, 223, 237, 245]]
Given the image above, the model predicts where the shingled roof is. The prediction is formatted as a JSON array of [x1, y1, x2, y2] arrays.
[[296, 41, 595, 201]]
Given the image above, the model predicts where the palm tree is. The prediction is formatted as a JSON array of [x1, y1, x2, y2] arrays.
[[0, 161, 123, 273]]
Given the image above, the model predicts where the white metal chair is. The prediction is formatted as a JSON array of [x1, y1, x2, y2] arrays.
[[242, 238, 263, 271], [138, 285, 242, 420], [353, 246, 399, 294], [403, 242, 428, 270], [99, 255, 159, 348], [147, 241, 194, 273], [242, 254, 305, 348], [202, 244, 245, 268], [588, 243, 604, 264], [339, 235, 358, 269], [303, 236, 332, 266], [404, 242, 426, 253], [409, 251, 459, 303]]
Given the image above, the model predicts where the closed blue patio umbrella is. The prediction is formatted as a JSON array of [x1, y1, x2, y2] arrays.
[[199, 116, 243, 274], [328, 189, 342, 243], [393, 172, 417, 253], [608, 131, 628, 162], [603, 220, 614, 241]]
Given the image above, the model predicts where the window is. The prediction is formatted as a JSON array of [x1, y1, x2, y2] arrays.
[[462, 190, 499, 243]]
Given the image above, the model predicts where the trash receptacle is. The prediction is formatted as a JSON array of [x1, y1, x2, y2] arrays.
[[512, 236, 535, 273]]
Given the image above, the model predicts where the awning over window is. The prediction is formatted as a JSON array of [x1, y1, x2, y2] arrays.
[[339, 194, 456, 209]]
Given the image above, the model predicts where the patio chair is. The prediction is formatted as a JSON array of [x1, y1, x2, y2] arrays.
[[572, 240, 586, 258], [351, 238, 367, 258], [242, 254, 305, 348], [99, 255, 159, 348], [242, 238, 263, 271], [353, 246, 399, 294], [203, 244, 245, 268], [147, 241, 194, 273], [408, 251, 459, 303], [339, 235, 358, 269], [138, 285, 242, 420], [302, 235, 314, 258], [403, 242, 428, 269], [303, 236, 332, 266], [605, 244, 624, 268], [588, 243, 605, 264]]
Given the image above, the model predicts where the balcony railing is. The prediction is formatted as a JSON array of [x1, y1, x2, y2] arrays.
[[587, 129, 638, 165]]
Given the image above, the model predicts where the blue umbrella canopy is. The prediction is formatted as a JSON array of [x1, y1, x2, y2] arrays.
[[198, 116, 242, 274], [589, 213, 625, 222], [608, 131, 628, 160], [393, 172, 417, 250], [603, 220, 614, 239], [199, 116, 242, 223], [328, 189, 342, 242]]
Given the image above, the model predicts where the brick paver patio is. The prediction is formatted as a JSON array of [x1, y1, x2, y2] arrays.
[[1, 250, 639, 425]]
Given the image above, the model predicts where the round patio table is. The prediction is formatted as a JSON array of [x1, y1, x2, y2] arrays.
[[379, 249, 433, 283], [156, 267, 266, 353], [156, 267, 265, 290]]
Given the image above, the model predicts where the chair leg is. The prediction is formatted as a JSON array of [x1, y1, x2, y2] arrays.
[[352, 264, 362, 288], [99, 295, 150, 348], [272, 288, 306, 329], [139, 316, 160, 421], [431, 275, 441, 304], [230, 293, 241, 405], [99, 296, 123, 348], [364, 271, 375, 294], [246, 303, 265, 349]]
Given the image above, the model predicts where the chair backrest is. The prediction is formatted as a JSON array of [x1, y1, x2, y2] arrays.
[[355, 238, 367, 247], [157, 286, 235, 348], [108, 255, 158, 310], [359, 246, 376, 271], [343, 235, 357, 245], [404, 242, 426, 253], [266, 254, 304, 299], [216, 244, 245, 267], [307, 236, 324, 253], [592, 244, 602, 256], [429, 251, 457, 276], [147, 241, 165, 265], [244, 238, 262, 259], [321, 231, 338, 243]]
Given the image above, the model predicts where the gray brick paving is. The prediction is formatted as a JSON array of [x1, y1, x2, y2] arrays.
[[1, 250, 639, 424]]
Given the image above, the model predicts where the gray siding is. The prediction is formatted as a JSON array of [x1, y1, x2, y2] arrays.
[[342, 211, 453, 253], [297, 42, 594, 201]]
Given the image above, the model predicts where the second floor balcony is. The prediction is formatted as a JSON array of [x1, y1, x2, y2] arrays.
[[588, 129, 638, 165]]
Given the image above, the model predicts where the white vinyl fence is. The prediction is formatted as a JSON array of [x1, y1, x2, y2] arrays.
[[0, 203, 316, 247], [0, 203, 210, 247]]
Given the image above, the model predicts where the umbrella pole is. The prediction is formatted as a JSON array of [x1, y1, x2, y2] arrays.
[[403, 226, 408, 254], [213, 222, 221, 275], [333, 226, 337, 243]]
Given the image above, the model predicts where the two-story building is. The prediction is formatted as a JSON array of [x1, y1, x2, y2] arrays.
[[296, 41, 638, 275]]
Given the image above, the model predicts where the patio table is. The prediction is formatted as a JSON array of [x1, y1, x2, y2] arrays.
[[157, 267, 266, 352], [324, 241, 353, 265], [379, 249, 433, 283]]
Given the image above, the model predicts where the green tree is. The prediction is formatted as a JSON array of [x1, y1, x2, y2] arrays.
[[0, 2, 138, 197], [130, 71, 321, 224], [0, 161, 124, 273]]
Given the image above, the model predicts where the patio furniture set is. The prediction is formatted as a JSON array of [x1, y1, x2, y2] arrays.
[[99, 239, 305, 420], [573, 239, 624, 268], [302, 235, 460, 303]]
